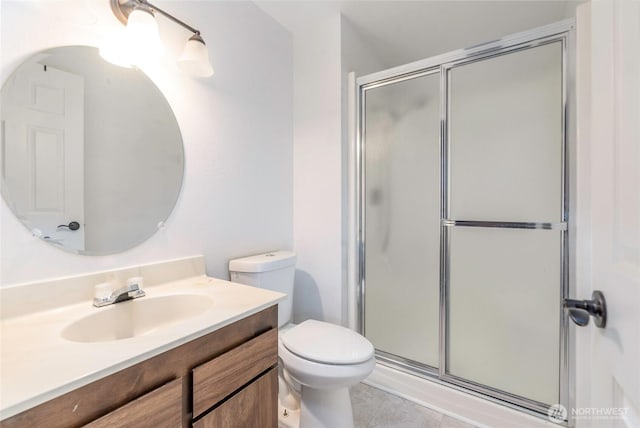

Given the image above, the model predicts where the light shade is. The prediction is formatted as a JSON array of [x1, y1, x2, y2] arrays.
[[126, 8, 164, 64], [178, 34, 214, 77]]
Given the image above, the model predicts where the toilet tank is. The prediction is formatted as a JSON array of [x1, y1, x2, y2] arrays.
[[229, 251, 296, 327]]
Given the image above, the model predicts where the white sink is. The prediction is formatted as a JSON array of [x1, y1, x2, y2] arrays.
[[61, 294, 214, 342]]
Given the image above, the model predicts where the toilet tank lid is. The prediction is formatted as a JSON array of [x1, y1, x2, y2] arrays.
[[229, 251, 296, 273]]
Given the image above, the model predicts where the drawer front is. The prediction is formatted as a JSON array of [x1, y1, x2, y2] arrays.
[[192, 328, 278, 418], [193, 368, 277, 428], [83, 378, 182, 428]]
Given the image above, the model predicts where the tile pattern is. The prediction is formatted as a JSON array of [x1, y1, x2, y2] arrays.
[[351, 383, 476, 428]]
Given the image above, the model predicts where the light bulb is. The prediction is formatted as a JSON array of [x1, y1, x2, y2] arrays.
[[126, 8, 164, 65]]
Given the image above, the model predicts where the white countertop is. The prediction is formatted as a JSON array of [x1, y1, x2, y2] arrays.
[[0, 275, 285, 420]]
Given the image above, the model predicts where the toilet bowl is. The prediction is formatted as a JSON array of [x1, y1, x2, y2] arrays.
[[229, 251, 375, 428], [279, 320, 375, 428]]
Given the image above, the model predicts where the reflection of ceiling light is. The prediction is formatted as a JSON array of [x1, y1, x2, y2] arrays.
[[104, 0, 214, 77]]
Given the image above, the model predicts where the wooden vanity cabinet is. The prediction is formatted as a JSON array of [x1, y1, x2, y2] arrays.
[[0, 306, 278, 428], [193, 368, 277, 428], [192, 327, 278, 420], [84, 378, 183, 428]]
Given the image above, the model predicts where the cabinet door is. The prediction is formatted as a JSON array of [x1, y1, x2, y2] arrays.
[[192, 328, 278, 418], [193, 368, 277, 428], [83, 378, 182, 428]]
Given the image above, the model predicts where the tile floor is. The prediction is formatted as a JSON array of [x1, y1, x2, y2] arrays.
[[351, 383, 477, 428]]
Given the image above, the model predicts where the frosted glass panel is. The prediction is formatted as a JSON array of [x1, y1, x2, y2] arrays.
[[364, 73, 440, 367], [447, 227, 560, 405], [449, 42, 563, 222]]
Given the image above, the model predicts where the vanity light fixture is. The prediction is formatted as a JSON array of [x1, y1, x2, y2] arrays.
[[107, 0, 214, 77], [125, 4, 164, 61]]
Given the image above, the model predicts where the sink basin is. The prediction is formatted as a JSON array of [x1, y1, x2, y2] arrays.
[[61, 294, 214, 343]]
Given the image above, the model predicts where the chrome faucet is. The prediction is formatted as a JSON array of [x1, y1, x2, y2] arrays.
[[93, 283, 146, 307]]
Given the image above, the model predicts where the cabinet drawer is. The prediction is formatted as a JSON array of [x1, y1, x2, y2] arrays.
[[84, 378, 182, 428], [193, 368, 277, 428], [192, 328, 277, 418]]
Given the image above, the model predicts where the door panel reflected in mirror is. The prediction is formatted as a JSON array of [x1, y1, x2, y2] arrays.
[[1, 46, 184, 255]]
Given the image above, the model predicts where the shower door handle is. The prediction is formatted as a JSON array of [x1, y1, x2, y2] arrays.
[[564, 290, 607, 328]]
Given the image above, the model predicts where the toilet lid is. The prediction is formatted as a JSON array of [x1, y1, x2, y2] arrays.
[[281, 320, 374, 365]]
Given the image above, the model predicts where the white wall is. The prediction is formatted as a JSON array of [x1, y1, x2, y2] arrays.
[[257, 7, 389, 326], [291, 13, 343, 324], [340, 16, 387, 84], [0, 0, 293, 285]]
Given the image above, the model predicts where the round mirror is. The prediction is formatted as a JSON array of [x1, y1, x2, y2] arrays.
[[1, 46, 184, 255]]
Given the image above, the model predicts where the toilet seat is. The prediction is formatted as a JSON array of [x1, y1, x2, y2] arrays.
[[279, 340, 375, 390], [281, 320, 374, 365]]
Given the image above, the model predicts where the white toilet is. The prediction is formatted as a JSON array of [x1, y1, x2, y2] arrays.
[[229, 251, 375, 428]]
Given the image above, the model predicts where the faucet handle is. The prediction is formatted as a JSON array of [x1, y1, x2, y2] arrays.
[[126, 276, 144, 290], [126, 277, 146, 298], [93, 282, 113, 306]]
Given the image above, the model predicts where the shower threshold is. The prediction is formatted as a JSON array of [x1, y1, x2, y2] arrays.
[[365, 362, 559, 428]]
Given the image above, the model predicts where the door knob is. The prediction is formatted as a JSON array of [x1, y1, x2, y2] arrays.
[[564, 290, 607, 328], [57, 221, 80, 231]]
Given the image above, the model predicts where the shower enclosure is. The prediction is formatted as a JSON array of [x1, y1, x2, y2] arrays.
[[354, 20, 574, 419]]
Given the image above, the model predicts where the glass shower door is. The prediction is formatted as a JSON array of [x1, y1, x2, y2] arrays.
[[443, 41, 565, 408], [363, 71, 441, 368], [357, 22, 571, 417]]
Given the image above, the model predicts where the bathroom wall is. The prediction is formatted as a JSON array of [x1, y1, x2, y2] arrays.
[[280, 8, 385, 325], [0, 1, 293, 285], [248, 3, 390, 326], [290, 12, 343, 324]]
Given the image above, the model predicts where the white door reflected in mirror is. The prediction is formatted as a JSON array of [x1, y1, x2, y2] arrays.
[[2, 61, 85, 252]]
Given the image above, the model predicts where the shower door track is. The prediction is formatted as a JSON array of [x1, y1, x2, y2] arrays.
[[353, 19, 575, 423]]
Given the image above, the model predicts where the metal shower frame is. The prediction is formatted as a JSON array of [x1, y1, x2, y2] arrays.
[[353, 19, 576, 423]]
